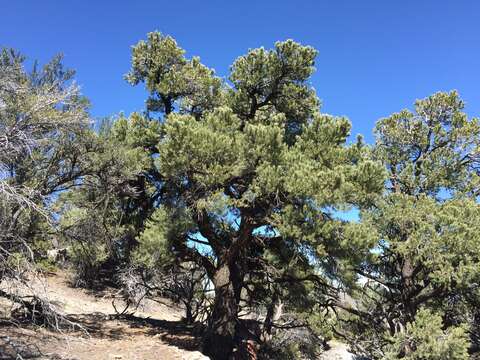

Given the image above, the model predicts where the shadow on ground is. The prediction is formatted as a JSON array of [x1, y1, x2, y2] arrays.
[[71, 312, 203, 352], [0, 313, 204, 359]]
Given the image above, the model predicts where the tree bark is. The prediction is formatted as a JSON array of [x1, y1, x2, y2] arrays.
[[203, 262, 243, 360], [184, 301, 194, 324]]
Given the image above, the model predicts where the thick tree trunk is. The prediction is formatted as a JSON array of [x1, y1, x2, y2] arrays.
[[203, 263, 242, 360]]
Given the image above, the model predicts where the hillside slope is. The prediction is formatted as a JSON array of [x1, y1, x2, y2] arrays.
[[0, 273, 207, 360], [0, 273, 354, 359]]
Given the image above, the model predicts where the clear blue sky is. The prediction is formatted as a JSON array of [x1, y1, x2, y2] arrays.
[[2, 1, 479, 143]]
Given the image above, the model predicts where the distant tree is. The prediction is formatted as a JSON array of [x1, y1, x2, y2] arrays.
[[338, 91, 480, 359], [127, 32, 385, 359]]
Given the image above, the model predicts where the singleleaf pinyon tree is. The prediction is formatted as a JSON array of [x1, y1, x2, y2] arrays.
[[339, 91, 480, 359], [127, 32, 385, 359]]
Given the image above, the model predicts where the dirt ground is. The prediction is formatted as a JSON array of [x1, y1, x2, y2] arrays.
[[0, 273, 207, 360], [320, 341, 355, 360], [0, 272, 354, 360]]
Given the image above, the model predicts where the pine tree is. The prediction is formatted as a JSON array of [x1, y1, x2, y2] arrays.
[[339, 91, 480, 359], [126, 32, 385, 358]]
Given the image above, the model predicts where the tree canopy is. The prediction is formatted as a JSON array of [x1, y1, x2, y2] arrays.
[[338, 91, 480, 359]]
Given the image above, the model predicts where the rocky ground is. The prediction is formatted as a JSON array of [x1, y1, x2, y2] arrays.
[[0, 273, 354, 359]]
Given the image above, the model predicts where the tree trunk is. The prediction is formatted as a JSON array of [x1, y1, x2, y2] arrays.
[[262, 294, 283, 342], [203, 263, 242, 360], [184, 301, 194, 324]]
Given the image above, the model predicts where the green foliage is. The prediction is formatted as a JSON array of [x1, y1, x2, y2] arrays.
[[126, 31, 222, 116], [340, 91, 480, 359], [36, 258, 58, 273], [56, 110, 165, 285], [69, 240, 108, 286], [0, 47, 92, 283], [374, 91, 480, 197], [228, 39, 319, 137], [133, 207, 194, 269], [384, 309, 470, 360], [364, 195, 480, 289]]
